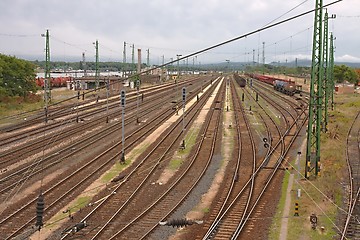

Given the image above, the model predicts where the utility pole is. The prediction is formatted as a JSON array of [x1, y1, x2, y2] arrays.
[[176, 54, 182, 105], [305, 0, 323, 179], [329, 33, 335, 111], [82, 52, 87, 77], [322, 10, 329, 133], [123, 41, 126, 64], [192, 57, 195, 74], [262, 42, 265, 74], [226, 60, 230, 73], [262, 42, 265, 65], [323, 12, 336, 132], [94, 40, 99, 90], [131, 44, 135, 65], [146, 48, 150, 67], [253, 49, 255, 66], [123, 41, 127, 77], [137, 49, 142, 74], [42, 29, 51, 123]]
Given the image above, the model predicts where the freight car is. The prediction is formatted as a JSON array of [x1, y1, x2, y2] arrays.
[[273, 80, 296, 96], [233, 74, 246, 87], [245, 73, 301, 96], [35, 77, 72, 88]]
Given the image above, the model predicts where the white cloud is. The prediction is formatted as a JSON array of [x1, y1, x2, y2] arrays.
[[336, 54, 360, 63], [0, 0, 359, 63]]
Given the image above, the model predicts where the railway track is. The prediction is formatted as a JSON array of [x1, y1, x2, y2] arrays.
[[0, 77, 208, 169], [0, 78, 211, 197], [199, 76, 257, 239], [179, 77, 308, 239], [57, 77, 224, 239], [0, 73, 310, 239], [0, 76, 217, 239], [0, 78, 197, 149], [341, 110, 360, 239]]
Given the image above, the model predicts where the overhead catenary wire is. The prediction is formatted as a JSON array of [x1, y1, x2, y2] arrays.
[[43, 0, 344, 109]]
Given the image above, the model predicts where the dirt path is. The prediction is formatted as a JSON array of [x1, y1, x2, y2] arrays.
[[279, 174, 294, 240]]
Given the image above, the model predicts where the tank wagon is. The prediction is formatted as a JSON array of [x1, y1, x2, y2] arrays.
[[273, 80, 296, 96]]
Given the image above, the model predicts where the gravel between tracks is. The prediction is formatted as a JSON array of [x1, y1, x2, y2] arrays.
[[29, 80, 217, 239]]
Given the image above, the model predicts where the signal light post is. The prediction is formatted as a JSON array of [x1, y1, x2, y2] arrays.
[[181, 87, 186, 149], [136, 80, 140, 123], [120, 90, 126, 164]]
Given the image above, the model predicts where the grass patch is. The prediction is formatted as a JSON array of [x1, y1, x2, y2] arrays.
[[168, 127, 201, 170], [203, 207, 210, 213], [45, 195, 92, 229], [101, 161, 129, 183], [283, 93, 360, 239]]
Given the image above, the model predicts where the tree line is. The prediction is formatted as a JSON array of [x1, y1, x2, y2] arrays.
[[0, 54, 37, 98], [0, 54, 359, 99]]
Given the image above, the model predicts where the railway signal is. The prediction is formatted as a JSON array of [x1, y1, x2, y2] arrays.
[[181, 87, 186, 149], [263, 138, 269, 149], [120, 90, 126, 164], [35, 192, 45, 230], [136, 80, 140, 123], [106, 78, 110, 123]]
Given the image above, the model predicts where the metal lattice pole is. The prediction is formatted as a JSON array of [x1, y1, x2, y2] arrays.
[[322, 11, 329, 133], [42, 29, 51, 123], [305, 0, 324, 179], [94, 40, 99, 90], [329, 33, 335, 110]]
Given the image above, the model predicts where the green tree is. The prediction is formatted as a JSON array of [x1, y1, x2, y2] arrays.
[[0, 54, 37, 97], [333, 64, 359, 85]]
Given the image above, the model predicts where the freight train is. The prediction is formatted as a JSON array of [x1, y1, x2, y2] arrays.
[[35, 77, 72, 88], [245, 73, 301, 96], [233, 73, 246, 87]]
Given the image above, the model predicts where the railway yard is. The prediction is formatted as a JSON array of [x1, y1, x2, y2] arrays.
[[0, 73, 359, 240]]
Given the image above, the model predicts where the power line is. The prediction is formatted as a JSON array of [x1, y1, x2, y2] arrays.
[[0, 33, 38, 37], [263, 0, 310, 27], [161, 0, 343, 67]]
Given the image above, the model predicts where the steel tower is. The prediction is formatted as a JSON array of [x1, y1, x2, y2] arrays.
[[305, 0, 324, 178], [94, 40, 99, 90]]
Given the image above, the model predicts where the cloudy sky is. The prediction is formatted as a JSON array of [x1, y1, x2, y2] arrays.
[[0, 0, 359, 65]]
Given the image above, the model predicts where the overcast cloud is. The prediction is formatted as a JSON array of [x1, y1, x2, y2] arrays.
[[0, 0, 359, 64]]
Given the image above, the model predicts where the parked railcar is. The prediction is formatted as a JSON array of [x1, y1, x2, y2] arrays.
[[245, 73, 301, 96], [233, 74, 246, 87], [273, 80, 296, 96]]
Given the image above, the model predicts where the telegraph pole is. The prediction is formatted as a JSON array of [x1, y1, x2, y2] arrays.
[[305, 0, 323, 179]]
